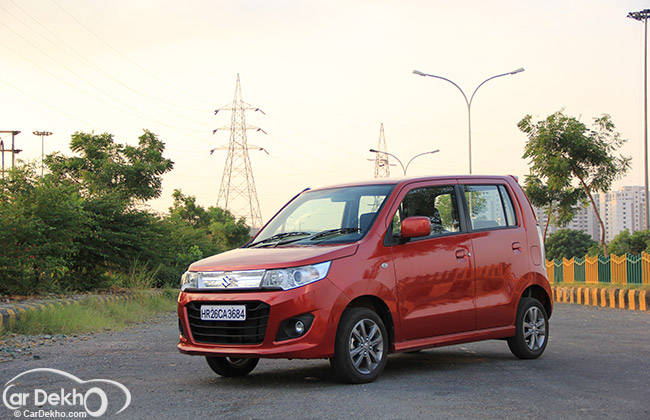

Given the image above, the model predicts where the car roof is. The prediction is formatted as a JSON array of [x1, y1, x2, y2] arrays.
[[308, 175, 517, 192]]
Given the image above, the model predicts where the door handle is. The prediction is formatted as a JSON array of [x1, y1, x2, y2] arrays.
[[455, 249, 468, 259], [512, 242, 522, 251]]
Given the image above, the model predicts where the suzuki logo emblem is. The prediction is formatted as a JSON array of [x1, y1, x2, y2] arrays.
[[221, 275, 234, 288]]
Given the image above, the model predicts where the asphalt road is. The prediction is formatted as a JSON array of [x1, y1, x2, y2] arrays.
[[1, 304, 649, 419]]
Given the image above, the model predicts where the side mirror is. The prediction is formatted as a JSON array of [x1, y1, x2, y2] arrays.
[[400, 216, 431, 238]]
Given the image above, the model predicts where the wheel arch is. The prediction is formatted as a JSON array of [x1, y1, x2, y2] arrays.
[[344, 295, 396, 352], [520, 284, 552, 318]]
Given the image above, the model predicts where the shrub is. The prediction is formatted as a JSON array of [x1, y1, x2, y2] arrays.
[[545, 229, 598, 261], [1, 131, 250, 295]]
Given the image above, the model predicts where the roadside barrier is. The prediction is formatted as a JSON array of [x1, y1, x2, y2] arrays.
[[551, 286, 648, 311], [546, 253, 650, 285], [0, 291, 163, 332]]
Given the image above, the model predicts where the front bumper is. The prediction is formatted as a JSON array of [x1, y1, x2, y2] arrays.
[[177, 278, 349, 359]]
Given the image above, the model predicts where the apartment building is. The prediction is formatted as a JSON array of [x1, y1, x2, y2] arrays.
[[533, 186, 646, 242]]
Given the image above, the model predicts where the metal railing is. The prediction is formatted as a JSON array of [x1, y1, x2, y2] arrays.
[[545, 253, 650, 285]]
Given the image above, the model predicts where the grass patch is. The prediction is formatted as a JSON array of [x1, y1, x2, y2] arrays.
[[2, 289, 177, 336], [551, 283, 650, 290]]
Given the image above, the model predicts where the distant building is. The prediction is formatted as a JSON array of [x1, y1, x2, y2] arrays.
[[533, 186, 646, 242], [600, 186, 647, 242]]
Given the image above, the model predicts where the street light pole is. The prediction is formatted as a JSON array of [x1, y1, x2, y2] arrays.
[[628, 9, 650, 229], [32, 131, 52, 177], [369, 149, 440, 176], [412, 68, 524, 174]]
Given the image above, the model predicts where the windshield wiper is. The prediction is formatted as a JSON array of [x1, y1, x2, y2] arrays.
[[308, 227, 361, 241], [247, 231, 312, 248]]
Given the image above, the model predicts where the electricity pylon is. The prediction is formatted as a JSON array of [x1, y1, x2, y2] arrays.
[[211, 74, 268, 229], [373, 123, 390, 178]]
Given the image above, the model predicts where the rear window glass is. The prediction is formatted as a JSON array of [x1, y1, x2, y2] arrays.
[[464, 185, 511, 230], [498, 185, 518, 226]]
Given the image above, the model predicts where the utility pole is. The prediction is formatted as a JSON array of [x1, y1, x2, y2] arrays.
[[0, 130, 22, 179], [211, 74, 268, 229], [373, 123, 390, 178], [33, 131, 53, 177], [628, 9, 650, 229]]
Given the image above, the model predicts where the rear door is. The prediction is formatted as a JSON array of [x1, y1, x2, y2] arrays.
[[388, 180, 475, 340], [460, 181, 528, 329]]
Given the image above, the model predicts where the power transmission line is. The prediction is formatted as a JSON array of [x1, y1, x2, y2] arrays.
[[2, 0, 211, 120], [212, 74, 268, 229], [0, 21, 209, 135], [0, 78, 94, 126], [48, 0, 214, 108]]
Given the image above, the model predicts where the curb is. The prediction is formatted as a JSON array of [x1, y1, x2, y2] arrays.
[[551, 286, 648, 311], [0, 293, 155, 332]]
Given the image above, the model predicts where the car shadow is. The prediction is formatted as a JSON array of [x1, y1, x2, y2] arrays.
[[196, 348, 515, 387]]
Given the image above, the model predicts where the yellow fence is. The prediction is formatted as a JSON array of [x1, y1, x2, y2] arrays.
[[610, 254, 627, 284], [563, 258, 574, 283], [547, 252, 650, 285], [643, 253, 650, 285], [585, 256, 598, 284]]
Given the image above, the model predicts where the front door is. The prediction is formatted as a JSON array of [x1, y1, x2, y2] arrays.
[[388, 181, 475, 340]]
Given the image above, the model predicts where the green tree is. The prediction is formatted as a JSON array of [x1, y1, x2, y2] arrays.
[[45, 130, 173, 203], [167, 189, 250, 248], [545, 229, 598, 261], [157, 190, 251, 284], [519, 111, 631, 254], [607, 229, 650, 255], [523, 174, 585, 241], [1, 131, 252, 293], [44, 130, 175, 286]]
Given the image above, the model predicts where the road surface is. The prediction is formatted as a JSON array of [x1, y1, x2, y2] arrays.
[[1, 304, 649, 419]]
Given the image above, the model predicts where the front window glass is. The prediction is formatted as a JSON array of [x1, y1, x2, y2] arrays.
[[250, 184, 395, 247], [392, 185, 460, 238]]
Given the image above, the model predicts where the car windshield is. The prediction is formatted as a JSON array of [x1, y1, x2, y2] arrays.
[[249, 184, 396, 247]]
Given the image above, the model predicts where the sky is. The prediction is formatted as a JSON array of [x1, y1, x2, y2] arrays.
[[1, 0, 649, 225]]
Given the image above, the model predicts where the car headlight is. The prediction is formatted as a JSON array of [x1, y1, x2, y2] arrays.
[[180, 271, 199, 291], [179, 261, 332, 291], [260, 261, 331, 290]]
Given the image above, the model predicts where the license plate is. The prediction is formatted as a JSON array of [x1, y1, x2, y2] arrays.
[[200, 305, 246, 321]]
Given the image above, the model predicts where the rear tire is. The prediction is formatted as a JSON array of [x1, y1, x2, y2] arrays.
[[507, 297, 549, 359], [330, 307, 388, 384], [205, 356, 259, 377]]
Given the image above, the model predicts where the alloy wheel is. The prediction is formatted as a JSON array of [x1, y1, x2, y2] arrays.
[[523, 306, 546, 351], [349, 318, 384, 374]]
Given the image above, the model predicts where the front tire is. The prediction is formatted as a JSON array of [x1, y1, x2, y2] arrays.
[[507, 297, 549, 359], [331, 307, 388, 384], [205, 356, 259, 377]]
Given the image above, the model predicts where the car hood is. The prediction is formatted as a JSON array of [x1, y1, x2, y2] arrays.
[[188, 243, 359, 272]]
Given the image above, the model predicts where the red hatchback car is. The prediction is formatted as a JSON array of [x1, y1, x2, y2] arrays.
[[177, 175, 552, 383]]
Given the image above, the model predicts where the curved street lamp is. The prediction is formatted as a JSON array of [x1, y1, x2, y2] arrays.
[[369, 148, 440, 176], [412, 68, 524, 174]]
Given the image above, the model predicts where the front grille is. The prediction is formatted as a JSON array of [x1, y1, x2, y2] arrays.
[[185, 301, 270, 345]]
